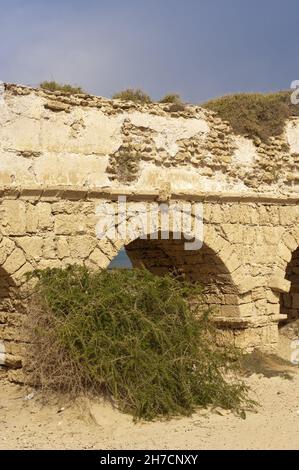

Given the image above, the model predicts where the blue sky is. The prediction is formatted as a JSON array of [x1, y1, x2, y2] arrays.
[[0, 0, 297, 102]]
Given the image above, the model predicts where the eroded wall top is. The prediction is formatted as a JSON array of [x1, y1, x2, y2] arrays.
[[0, 83, 298, 196]]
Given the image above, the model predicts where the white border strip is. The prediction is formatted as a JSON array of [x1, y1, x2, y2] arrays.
[[0, 340, 6, 366]]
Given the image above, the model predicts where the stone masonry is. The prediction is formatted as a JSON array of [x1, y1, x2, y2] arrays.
[[0, 83, 298, 377]]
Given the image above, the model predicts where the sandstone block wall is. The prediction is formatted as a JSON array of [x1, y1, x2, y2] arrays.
[[1, 83, 298, 195], [0, 190, 298, 375], [0, 84, 298, 376]]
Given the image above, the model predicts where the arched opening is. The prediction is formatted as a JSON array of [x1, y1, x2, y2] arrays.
[[108, 232, 239, 316], [0, 267, 14, 312], [280, 246, 299, 322], [108, 248, 132, 269]]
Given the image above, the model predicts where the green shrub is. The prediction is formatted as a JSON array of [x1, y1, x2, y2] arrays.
[[160, 93, 182, 104], [160, 93, 186, 112], [202, 91, 299, 142], [26, 266, 252, 420], [112, 88, 152, 104], [167, 102, 187, 113], [39, 81, 84, 94]]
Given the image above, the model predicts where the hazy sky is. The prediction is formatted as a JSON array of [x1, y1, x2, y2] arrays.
[[0, 0, 297, 102]]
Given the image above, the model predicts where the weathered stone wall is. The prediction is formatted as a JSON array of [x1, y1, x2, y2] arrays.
[[0, 83, 298, 377], [1, 83, 298, 194], [0, 190, 298, 376]]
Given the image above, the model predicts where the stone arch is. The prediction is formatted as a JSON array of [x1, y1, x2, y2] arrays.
[[95, 213, 246, 277], [125, 233, 240, 316], [279, 230, 299, 322], [0, 236, 32, 313], [0, 237, 17, 312], [0, 266, 14, 311], [268, 228, 299, 295], [280, 245, 299, 323], [0, 237, 32, 370], [267, 228, 299, 323], [93, 213, 247, 318]]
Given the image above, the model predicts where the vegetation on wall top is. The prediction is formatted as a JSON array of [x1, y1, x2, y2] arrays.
[[202, 91, 299, 143], [159, 93, 182, 104], [112, 88, 152, 104], [159, 93, 186, 112], [39, 81, 84, 95], [38, 81, 298, 143]]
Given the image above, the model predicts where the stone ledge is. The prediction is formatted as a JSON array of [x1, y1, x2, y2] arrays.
[[0, 186, 298, 204], [269, 276, 291, 293], [4, 82, 206, 120], [212, 314, 287, 329]]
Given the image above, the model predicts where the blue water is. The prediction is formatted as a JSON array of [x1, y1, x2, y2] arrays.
[[108, 249, 132, 269]]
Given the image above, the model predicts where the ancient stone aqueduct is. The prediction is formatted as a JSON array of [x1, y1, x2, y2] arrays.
[[0, 83, 298, 377]]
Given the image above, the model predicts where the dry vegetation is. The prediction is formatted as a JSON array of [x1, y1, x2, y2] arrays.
[[159, 93, 182, 104], [112, 88, 152, 104], [38, 83, 298, 143], [202, 91, 299, 142], [112, 89, 187, 110], [39, 81, 84, 94], [159, 94, 186, 112], [24, 266, 253, 421]]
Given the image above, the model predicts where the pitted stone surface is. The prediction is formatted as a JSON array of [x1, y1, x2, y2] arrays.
[[1, 83, 298, 193], [0, 83, 299, 373]]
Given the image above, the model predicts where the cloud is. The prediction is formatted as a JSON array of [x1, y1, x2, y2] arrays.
[[0, 0, 298, 102]]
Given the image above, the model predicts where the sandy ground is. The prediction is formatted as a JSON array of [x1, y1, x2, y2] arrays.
[[1, 349, 299, 450]]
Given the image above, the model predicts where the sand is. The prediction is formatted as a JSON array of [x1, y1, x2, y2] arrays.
[[1, 350, 299, 450]]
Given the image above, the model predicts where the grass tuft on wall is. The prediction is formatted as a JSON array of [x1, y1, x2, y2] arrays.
[[202, 91, 299, 142], [39, 81, 84, 95], [112, 88, 152, 104]]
